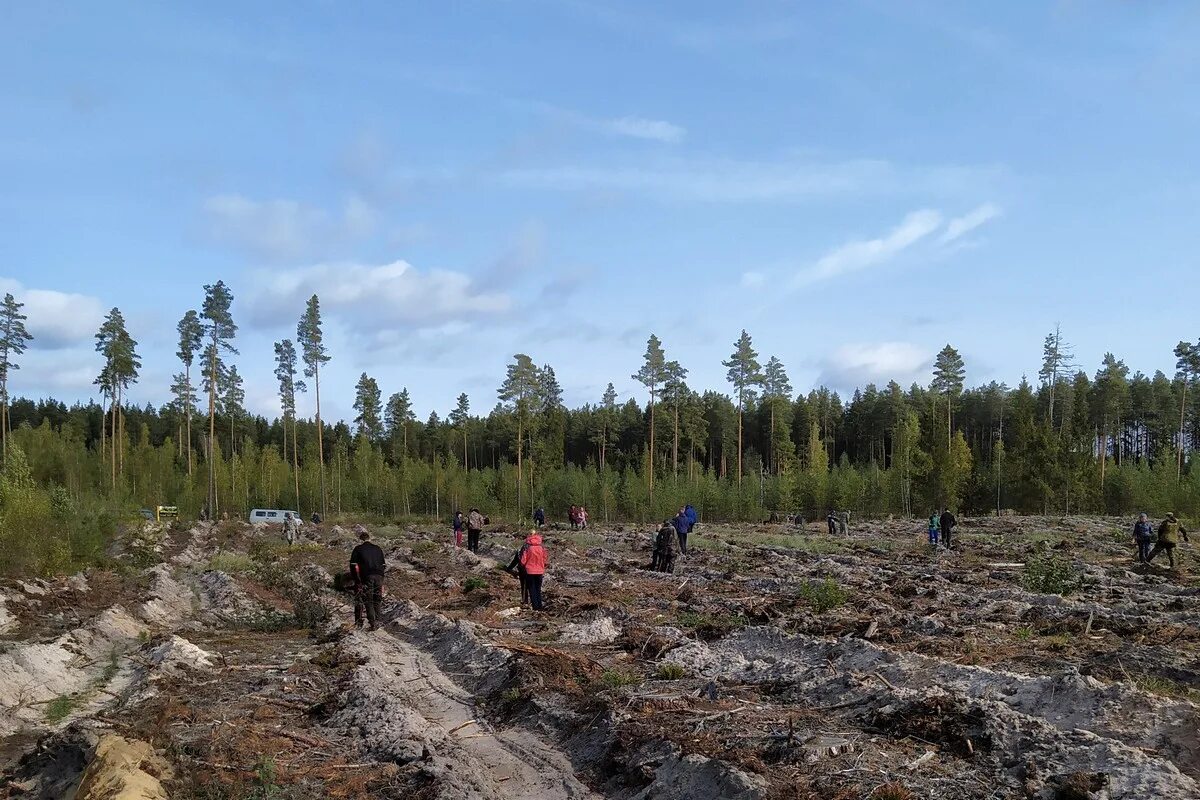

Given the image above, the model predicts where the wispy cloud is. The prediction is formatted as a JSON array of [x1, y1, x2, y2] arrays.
[[202, 193, 378, 262], [795, 210, 943, 287], [741, 271, 766, 288], [598, 116, 685, 143], [0, 279, 105, 349], [501, 157, 1001, 203], [939, 202, 1002, 244], [816, 342, 933, 390], [245, 259, 512, 352]]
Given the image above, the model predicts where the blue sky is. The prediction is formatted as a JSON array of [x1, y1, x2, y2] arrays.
[[2, 2, 1198, 423]]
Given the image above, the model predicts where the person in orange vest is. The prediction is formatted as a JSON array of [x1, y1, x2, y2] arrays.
[[518, 531, 547, 611]]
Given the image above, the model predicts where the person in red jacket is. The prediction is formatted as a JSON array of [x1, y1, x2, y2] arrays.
[[518, 531, 547, 611]]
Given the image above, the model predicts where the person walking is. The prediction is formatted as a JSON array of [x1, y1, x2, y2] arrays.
[[452, 511, 465, 549], [1148, 512, 1189, 568], [349, 526, 386, 630], [672, 507, 690, 556], [533, 507, 545, 528], [467, 508, 486, 553], [1132, 512, 1154, 563], [578, 506, 588, 529], [282, 512, 299, 547], [651, 520, 677, 573], [684, 504, 697, 533], [940, 509, 957, 549], [518, 531, 547, 611], [927, 511, 940, 546], [826, 509, 839, 536]]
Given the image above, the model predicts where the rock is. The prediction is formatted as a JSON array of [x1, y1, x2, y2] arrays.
[[558, 617, 620, 645], [0, 593, 16, 634], [18, 580, 47, 596], [66, 574, 90, 593], [148, 635, 216, 677]]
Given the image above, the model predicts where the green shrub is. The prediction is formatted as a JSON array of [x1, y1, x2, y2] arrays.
[[207, 551, 254, 575], [799, 578, 850, 613], [676, 611, 747, 632], [1022, 556, 1083, 596], [44, 694, 79, 723], [599, 669, 641, 689], [463, 576, 488, 593], [655, 662, 686, 680]]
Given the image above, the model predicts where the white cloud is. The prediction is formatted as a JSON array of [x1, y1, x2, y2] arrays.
[[203, 193, 378, 262], [501, 158, 998, 203], [741, 271, 766, 288], [246, 259, 513, 350], [601, 116, 685, 143], [0, 279, 105, 349], [795, 210, 943, 287], [816, 342, 932, 390], [939, 202, 1002, 244]]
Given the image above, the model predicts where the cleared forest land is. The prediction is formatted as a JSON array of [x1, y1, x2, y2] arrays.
[[1, 515, 1197, 799]]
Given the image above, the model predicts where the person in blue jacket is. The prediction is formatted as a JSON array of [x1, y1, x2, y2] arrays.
[[672, 507, 690, 555], [684, 504, 697, 533], [533, 507, 545, 528], [1132, 512, 1154, 563]]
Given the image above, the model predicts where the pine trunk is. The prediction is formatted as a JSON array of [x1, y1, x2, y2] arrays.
[[185, 364, 193, 476], [315, 366, 326, 518], [1179, 382, 1188, 481], [673, 403, 679, 477]]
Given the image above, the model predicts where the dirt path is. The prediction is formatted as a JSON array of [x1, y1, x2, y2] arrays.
[[335, 625, 598, 800]]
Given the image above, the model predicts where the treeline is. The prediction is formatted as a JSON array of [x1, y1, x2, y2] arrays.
[[0, 280, 1198, 575]]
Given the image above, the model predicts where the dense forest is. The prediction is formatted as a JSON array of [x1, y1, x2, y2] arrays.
[[0, 283, 1197, 575]]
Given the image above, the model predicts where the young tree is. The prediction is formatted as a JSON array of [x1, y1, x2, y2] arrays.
[[297, 295, 330, 518], [353, 372, 383, 443], [448, 393, 470, 468], [0, 293, 33, 462], [590, 383, 618, 469], [722, 330, 763, 484], [273, 339, 306, 509], [762, 355, 793, 474], [221, 364, 245, 507], [385, 389, 414, 461], [931, 344, 966, 450], [1038, 324, 1074, 429], [169, 372, 197, 458], [631, 335, 668, 501], [1173, 340, 1200, 480], [94, 308, 141, 485], [200, 282, 236, 518], [176, 310, 203, 476], [499, 353, 542, 516]]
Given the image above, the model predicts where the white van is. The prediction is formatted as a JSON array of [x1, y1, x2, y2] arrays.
[[249, 509, 302, 526]]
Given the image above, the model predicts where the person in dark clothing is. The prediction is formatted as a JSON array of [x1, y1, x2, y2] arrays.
[[826, 509, 838, 536], [505, 539, 530, 604], [672, 508, 689, 555], [467, 509, 486, 553], [1132, 513, 1154, 563], [684, 504, 697, 533], [1147, 512, 1189, 568], [349, 527, 386, 630], [651, 521, 677, 573], [940, 509, 957, 548], [452, 511, 465, 548], [533, 507, 545, 528], [311, 511, 322, 525]]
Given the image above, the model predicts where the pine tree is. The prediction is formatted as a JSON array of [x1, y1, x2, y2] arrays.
[[385, 389, 414, 461], [931, 344, 966, 450], [273, 339, 306, 509], [221, 364, 245, 508], [631, 335, 668, 501], [176, 310, 203, 476], [352, 373, 383, 443], [448, 393, 470, 469], [722, 330, 763, 484], [661, 361, 688, 477], [499, 354, 542, 517], [297, 295, 329, 518], [0, 293, 33, 462], [762, 356, 793, 474], [1038, 324, 1074, 429], [1093, 352, 1130, 488], [1173, 341, 1200, 480], [200, 282, 236, 518], [169, 372, 196, 458], [94, 308, 140, 486]]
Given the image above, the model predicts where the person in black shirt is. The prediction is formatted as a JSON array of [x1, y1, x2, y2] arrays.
[[940, 509, 957, 549], [349, 526, 386, 630]]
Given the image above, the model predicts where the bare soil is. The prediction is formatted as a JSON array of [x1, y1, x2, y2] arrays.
[[1, 515, 1197, 799]]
